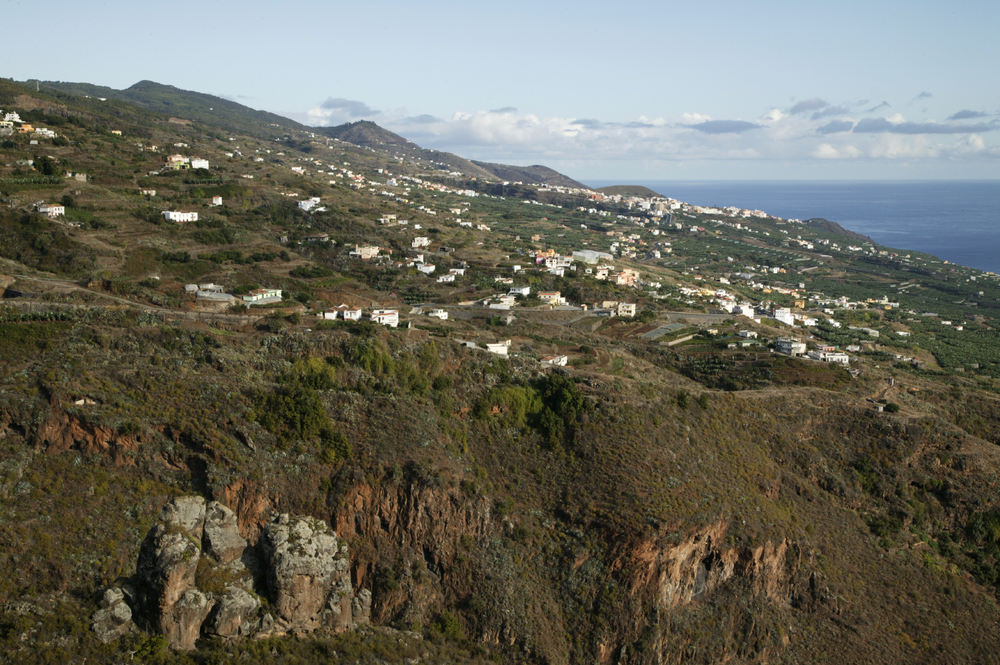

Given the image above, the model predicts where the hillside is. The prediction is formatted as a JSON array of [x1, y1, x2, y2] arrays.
[[1, 78, 1000, 665], [471, 161, 589, 189], [35, 80, 587, 188], [805, 217, 875, 243], [37, 79, 307, 141], [320, 122, 587, 188], [595, 184, 666, 198]]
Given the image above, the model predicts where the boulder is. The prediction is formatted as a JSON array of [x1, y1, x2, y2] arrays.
[[161, 589, 212, 651], [160, 496, 207, 540], [204, 587, 261, 638], [91, 587, 133, 643], [260, 514, 353, 632], [203, 501, 247, 564]]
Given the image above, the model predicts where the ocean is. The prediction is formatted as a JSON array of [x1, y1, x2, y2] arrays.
[[587, 180, 1000, 274]]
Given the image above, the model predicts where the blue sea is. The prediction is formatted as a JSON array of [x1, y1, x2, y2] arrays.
[[587, 180, 1000, 274]]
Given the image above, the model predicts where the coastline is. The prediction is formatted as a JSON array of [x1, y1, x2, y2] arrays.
[[587, 180, 1000, 274]]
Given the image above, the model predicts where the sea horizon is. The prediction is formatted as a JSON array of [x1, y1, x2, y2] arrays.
[[587, 179, 1000, 274]]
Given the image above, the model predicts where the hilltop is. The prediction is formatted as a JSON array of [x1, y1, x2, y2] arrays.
[[1, 76, 1000, 664], [595, 184, 665, 198]]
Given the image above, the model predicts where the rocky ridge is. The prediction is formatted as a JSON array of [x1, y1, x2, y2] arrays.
[[94, 496, 369, 650]]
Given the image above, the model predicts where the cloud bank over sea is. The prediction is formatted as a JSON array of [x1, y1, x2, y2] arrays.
[[289, 94, 999, 178]]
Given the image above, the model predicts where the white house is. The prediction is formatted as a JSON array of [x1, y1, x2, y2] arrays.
[[163, 211, 198, 223], [190, 158, 210, 170], [538, 291, 565, 306], [37, 204, 65, 218], [412, 236, 431, 249], [417, 264, 436, 275], [775, 337, 806, 356], [808, 350, 850, 365], [617, 303, 636, 318], [773, 308, 795, 326], [508, 286, 531, 297], [242, 288, 282, 304], [298, 197, 322, 211], [737, 330, 758, 339], [324, 304, 362, 321], [427, 309, 448, 320], [210, 196, 223, 206], [350, 245, 381, 260], [540, 354, 568, 366], [370, 309, 399, 327], [437, 274, 455, 283], [486, 340, 511, 356]]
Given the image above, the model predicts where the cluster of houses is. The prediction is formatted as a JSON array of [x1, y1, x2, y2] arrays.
[[730, 335, 851, 365], [164, 154, 210, 170], [1, 111, 58, 139], [323, 305, 399, 327]]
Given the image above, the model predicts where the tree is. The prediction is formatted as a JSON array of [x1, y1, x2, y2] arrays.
[[33, 155, 60, 176]]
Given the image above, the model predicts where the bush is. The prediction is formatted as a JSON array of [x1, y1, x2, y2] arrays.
[[869, 514, 903, 539], [319, 429, 351, 463], [255, 382, 332, 447], [290, 264, 334, 279]]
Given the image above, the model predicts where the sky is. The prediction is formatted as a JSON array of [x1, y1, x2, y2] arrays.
[[4, 0, 999, 181]]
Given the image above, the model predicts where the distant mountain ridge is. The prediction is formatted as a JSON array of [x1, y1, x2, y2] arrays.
[[34, 80, 586, 187], [320, 121, 588, 189], [595, 185, 666, 198]]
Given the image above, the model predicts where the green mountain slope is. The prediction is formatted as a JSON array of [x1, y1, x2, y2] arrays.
[[35, 81, 587, 186], [472, 161, 589, 189], [595, 184, 665, 198], [38, 79, 306, 140], [1, 76, 1000, 665]]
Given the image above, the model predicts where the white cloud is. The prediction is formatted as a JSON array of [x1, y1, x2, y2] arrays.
[[812, 143, 840, 159], [761, 109, 784, 123], [679, 112, 712, 124], [293, 94, 999, 172]]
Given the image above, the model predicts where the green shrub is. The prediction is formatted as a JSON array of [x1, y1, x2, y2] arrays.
[[319, 429, 351, 463], [255, 382, 332, 447]]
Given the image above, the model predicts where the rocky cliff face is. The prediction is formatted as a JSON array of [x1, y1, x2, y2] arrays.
[[97, 496, 369, 650], [327, 478, 801, 664]]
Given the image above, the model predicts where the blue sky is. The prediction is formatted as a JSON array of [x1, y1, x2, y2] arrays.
[[4, 0, 999, 180]]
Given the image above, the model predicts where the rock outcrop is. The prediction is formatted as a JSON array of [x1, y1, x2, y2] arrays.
[[114, 496, 367, 650], [91, 587, 134, 643], [135, 496, 208, 650], [203, 502, 247, 564], [204, 587, 261, 638], [260, 514, 355, 633]]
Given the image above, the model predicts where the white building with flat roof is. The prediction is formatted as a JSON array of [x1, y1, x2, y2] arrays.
[[776, 337, 806, 356], [242, 288, 282, 304], [163, 211, 198, 223]]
